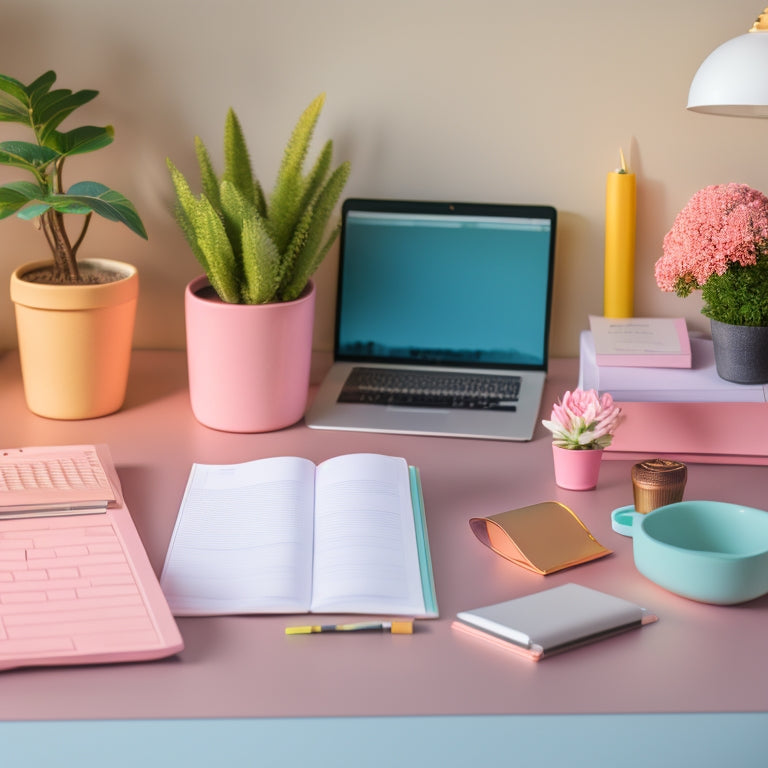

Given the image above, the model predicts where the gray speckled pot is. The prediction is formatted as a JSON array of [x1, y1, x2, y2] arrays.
[[710, 318, 768, 384]]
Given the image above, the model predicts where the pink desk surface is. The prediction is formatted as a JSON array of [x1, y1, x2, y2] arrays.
[[1, 350, 767, 722]]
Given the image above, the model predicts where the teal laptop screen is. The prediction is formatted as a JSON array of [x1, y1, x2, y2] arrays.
[[335, 200, 556, 370]]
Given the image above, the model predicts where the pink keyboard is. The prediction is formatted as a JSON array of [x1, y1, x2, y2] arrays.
[[0, 512, 169, 667], [0, 444, 183, 671]]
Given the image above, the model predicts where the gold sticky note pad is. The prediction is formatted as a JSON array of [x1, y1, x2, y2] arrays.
[[469, 501, 612, 575]]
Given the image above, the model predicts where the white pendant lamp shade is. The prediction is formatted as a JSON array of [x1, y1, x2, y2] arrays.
[[688, 12, 768, 117]]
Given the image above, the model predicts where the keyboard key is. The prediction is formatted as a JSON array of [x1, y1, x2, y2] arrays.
[[339, 367, 520, 411], [0, 514, 162, 665]]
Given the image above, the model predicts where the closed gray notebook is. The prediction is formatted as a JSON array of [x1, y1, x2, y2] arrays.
[[454, 583, 657, 660]]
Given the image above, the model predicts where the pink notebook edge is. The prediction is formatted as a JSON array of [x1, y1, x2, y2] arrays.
[[452, 619, 542, 661]]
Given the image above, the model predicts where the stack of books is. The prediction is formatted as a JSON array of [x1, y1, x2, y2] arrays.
[[579, 323, 768, 403], [578, 317, 768, 464]]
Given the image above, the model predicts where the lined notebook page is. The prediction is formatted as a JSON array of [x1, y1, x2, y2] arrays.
[[160, 457, 317, 615], [310, 454, 424, 615]]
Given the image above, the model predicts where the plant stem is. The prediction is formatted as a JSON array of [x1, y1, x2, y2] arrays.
[[44, 209, 80, 282], [71, 213, 92, 259], [42, 156, 81, 283]]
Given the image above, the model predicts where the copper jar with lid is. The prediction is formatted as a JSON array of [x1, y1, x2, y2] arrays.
[[631, 459, 687, 514]]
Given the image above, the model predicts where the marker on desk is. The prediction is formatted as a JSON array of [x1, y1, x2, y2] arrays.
[[285, 620, 414, 635]]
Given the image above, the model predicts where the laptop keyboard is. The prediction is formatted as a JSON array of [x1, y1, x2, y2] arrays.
[[0, 514, 161, 660], [338, 367, 520, 410]]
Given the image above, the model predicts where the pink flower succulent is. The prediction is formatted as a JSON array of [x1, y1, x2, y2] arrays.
[[542, 389, 622, 450], [655, 183, 768, 295]]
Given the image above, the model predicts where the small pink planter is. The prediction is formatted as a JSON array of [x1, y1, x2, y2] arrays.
[[552, 444, 604, 491], [185, 276, 316, 432]]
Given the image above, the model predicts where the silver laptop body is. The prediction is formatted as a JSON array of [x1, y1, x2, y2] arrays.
[[305, 199, 557, 441]]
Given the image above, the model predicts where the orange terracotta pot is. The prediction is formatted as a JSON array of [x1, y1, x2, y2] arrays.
[[185, 276, 316, 432], [10, 259, 138, 420]]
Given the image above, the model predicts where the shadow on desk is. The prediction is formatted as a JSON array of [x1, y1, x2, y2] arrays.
[[122, 349, 190, 410]]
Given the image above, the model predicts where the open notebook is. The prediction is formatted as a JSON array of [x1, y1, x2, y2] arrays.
[[160, 453, 438, 618], [0, 444, 183, 671], [306, 199, 557, 441]]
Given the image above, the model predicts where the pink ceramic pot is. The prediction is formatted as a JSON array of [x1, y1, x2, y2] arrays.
[[185, 276, 316, 432], [551, 444, 603, 491]]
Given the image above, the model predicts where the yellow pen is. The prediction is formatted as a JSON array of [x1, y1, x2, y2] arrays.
[[285, 620, 413, 635]]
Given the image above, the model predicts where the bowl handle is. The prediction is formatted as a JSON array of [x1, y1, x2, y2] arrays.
[[611, 505, 640, 537]]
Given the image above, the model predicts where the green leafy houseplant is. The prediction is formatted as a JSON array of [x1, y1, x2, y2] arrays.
[[0, 70, 148, 284], [699, 254, 768, 326], [167, 93, 350, 304]]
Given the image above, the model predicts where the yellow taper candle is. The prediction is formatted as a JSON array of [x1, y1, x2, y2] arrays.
[[604, 149, 636, 318]]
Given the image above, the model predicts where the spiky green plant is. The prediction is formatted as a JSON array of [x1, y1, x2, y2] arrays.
[[167, 94, 350, 304], [0, 70, 148, 284]]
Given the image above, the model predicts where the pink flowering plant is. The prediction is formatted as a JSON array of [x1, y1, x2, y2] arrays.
[[655, 183, 768, 326], [542, 389, 622, 450]]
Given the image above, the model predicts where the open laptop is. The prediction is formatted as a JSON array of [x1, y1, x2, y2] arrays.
[[306, 199, 557, 441]]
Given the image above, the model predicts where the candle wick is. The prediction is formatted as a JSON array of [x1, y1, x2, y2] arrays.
[[618, 147, 628, 174]]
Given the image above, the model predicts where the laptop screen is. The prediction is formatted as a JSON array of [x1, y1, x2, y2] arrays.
[[335, 200, 556, 371]]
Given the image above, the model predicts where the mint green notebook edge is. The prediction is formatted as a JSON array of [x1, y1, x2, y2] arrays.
[[409, 466, 439, 617]]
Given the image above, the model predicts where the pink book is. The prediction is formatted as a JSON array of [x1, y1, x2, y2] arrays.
[[589, 316, 691, 368], [605, 401, 768, 465]]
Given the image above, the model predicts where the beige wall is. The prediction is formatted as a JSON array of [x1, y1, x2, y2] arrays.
[[1, 0, 766, 359]]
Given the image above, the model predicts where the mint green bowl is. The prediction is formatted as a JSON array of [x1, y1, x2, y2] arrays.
[[611, 501, 768, 605]]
